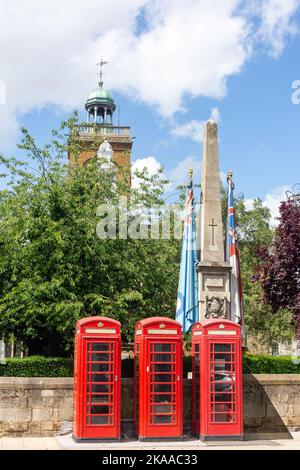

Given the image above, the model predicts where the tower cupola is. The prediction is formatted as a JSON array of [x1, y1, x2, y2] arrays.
[[85, 59, 116, 125]]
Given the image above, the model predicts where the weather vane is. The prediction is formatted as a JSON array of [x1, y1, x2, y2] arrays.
[[97, 58, 108, 88]]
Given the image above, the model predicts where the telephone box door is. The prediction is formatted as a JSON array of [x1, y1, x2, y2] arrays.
[[145, 339, 182, 438], [82, 338, 120, 439], [207, 339, 242, 437]]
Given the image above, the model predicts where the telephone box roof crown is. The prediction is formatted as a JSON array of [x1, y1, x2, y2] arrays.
[[137, 317, 181, 328]]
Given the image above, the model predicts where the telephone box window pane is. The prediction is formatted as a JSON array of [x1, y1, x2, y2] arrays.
[[214, 344, 231, 353], [155, 405, 172, 413], [92, 343, 109, 351], [91, 384, 110, 393], [214, 403, 233, 413], [91, 405, 109, 415], [214, 353, 232, 362], [91, 363, 110, 372], [153, 354, 172, 362], [91, 395, 109, 404], [154, 344, 171, 352], [91, 416, 109, 425], [92, 353, 110, 362], [213, 362, 234, 373], [154, 384, 171, 393], [154, 394, 172, 403], [92, 374, 110, 383], [154, 415, 171, 424], [154, 364, 172, 373], [215, 413, 233, 423], [213, 375, 233, 392], [154, 374, 172, 383], [213, 393, 232, 403]]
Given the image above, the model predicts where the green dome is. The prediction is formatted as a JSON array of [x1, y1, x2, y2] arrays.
[[86, 87, 115, 107]]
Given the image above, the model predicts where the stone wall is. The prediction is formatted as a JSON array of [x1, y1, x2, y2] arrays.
[[0, 375, 299, 437], [0, 378, 72, 436]]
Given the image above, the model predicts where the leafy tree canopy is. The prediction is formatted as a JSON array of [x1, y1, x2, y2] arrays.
[[0, 116, 181, 355], [257, 200, 300, 338]]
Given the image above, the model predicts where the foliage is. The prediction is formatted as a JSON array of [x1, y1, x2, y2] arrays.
[[0, 116, 180, 355], [257, 200, 300, 338], [242, 353, 300, 374], [0, 356, 73, 377], [183, 332, 192, 353], [233, 197, 295, 344]]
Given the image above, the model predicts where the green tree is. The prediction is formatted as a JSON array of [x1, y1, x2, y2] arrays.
[[235, 197, 294, 347], [0, 117, 181, 355], [222, 187, 294, 347]]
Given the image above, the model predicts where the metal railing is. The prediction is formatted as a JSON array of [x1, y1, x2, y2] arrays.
[[74, 124, 131, 137]]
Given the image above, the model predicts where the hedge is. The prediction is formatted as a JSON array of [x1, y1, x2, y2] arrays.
[[0, 354, 299, 378], [242, 353, 300, 374], [0, 356, 73, 378]]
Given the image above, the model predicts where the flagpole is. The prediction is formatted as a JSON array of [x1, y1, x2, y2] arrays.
[[226, 171, 246, 345]]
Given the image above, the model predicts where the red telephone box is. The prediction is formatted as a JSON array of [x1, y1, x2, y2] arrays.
[[73, 317, 121, 441], [134, 317, 183, 441], [192, 319, 243, 441]]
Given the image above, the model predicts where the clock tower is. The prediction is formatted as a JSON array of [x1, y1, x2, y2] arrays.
[[68, 61, 132, 184]]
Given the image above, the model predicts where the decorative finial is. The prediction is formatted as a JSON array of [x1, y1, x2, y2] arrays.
[[227, 170, 235, 189], [189, 168, 193, 180], [227, 170, 233, 181], [96, 58, 108, 88]]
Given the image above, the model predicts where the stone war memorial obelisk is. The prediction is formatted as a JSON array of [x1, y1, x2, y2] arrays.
[[197, 119, 231, 320]]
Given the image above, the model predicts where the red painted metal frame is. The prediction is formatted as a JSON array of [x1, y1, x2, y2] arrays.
[[73, 316, 121, 441], [192, 319, 243, 441], [134, 317, 183, 441]]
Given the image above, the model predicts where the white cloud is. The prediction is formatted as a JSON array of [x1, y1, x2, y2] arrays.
[[170, 120, 205, 143], [0, 80, 6, 105], [131, 156, 162, 188], [167, 155, 200, 189], [245, 185, 291, 225], [263, 185, 291, 223], [0, 1, 299, 150], [256, 0, 300, 57], [0, 0, 146, 150], [106, 1, 248, 117], [170, 107, 221, 143], [211, 107, 221, 122]]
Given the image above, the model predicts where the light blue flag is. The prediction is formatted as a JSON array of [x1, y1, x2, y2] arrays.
[[175, 177, 199, 333]]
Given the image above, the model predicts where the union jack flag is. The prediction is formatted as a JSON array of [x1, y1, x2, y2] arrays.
[[226, 173, 245, 340]]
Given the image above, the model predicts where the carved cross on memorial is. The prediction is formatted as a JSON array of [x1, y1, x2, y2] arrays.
[[209, 218, 218, 245]]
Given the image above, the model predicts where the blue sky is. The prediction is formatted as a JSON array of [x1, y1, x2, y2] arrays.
[[0, 0, 299, 220]]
